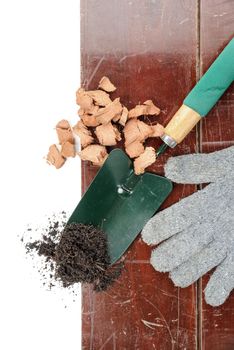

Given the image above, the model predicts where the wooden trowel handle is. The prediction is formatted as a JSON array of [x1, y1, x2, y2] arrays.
[[161, 38, 234, 148]]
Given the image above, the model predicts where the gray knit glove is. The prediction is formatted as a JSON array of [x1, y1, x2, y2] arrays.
[[142, 146, 234, 306]]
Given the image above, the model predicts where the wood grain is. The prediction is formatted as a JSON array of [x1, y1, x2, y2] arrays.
[[81, 1, 234, 349], [200, 1, 234, 349], [81, 1, 198, 349]]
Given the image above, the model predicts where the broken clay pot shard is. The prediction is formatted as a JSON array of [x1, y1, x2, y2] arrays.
[[73, 121, 94, 148], [98, 76, 117, 92], [125, 140, 144, 158], [86, 90, 112, 106], [61, 141, 76, 158], [95, 122, 121, 146], [128, 100, 160, 118], [94, 98, 123, 124], [47, 144, 66, 169], [134, 147, 156, 175], [150, 123, 165, 137], [56, 119, 74, 144], [124, 119, 153, 146], [78, 144, 108, 167]]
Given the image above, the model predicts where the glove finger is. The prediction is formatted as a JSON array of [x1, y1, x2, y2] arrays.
[[150, 222, 214, 272], [142, 189, 204, 245], [205, 254, 234, 307], [165, 146, 234, 184], [142, 177, 233, 246], [169, 241, 227, 287], [142, 181, 220, 245]]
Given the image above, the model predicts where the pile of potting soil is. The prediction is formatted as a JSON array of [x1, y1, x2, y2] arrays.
[[24, 213, 122, 291]]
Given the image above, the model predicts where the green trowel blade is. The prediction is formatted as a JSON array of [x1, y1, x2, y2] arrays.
[[68, 149, 172, 264]]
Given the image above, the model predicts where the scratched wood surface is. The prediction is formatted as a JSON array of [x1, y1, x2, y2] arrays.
[[80, 1, 234, 349], [199, 1, 234, 349]]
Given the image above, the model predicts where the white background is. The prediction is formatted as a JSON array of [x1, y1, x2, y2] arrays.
[[0, 1, 82, 349]]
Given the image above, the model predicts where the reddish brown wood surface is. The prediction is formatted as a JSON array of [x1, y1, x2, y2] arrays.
[[199, 1, 234, 349], [81, 1, 234, 349]]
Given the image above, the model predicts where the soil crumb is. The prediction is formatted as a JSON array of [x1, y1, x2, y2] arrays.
[[24, 214, 122, 292]]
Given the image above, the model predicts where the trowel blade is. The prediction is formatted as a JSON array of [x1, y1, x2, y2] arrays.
[[68, 149, 172, 264]]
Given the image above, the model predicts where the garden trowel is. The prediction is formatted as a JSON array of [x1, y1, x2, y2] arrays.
[[69, 38, 234, 265]]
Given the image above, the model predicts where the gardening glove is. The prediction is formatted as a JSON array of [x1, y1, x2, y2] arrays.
[[142, 146, 234, 307]]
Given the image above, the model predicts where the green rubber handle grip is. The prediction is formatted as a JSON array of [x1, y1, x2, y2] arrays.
[[184, 38, 234, 117]]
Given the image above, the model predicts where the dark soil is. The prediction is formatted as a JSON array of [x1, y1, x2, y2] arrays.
[[24, 216, 122, 291], [55, 223, 123, 291]]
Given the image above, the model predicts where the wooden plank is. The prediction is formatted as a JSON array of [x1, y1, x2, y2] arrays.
[[200, 1, 234, 349], [81, 1, 198, 348]]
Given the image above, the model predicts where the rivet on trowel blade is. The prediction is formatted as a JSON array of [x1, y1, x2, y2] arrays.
[[117, 185, 133, 195]]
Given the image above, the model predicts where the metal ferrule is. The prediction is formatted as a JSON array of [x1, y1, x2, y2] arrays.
[[160, 134, 177, 148]]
